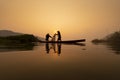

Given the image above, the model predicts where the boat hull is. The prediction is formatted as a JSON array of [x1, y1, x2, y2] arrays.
[[39, 39, 86, 43]]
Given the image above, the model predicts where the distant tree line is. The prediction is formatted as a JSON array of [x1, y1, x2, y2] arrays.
[[92, 31, 120, 54], [0, 34, 39, 44], [92, 31, 120, 43]]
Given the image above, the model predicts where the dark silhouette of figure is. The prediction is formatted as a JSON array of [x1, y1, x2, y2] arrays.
[[51, 33, 57, 41], [56, 31, 61, 41], [46, 33, 52, 41]]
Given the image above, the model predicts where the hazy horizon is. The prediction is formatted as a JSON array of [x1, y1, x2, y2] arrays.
[[0, 0, 120, 40]]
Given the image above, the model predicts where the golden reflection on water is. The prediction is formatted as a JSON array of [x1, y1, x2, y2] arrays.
[[0, 42, 120, 80]]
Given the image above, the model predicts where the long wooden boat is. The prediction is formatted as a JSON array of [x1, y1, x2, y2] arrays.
[[39, 39, 86, 43]]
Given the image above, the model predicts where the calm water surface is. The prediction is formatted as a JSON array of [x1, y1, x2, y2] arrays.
[[0, 42, 120, 80]]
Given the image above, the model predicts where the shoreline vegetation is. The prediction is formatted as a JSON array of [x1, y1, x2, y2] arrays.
[[0, 34, 39, 45], [92, 31, 120, 54], [92, 31, 120, 43], [0, 34, 39, 51]]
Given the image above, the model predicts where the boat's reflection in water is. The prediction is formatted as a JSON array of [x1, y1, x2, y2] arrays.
[[45, 43, 86, 56], [45, 43, 61, 56]]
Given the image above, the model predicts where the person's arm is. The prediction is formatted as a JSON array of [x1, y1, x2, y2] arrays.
[[54, 33, 57, 35], [49, 35, 52, 38]]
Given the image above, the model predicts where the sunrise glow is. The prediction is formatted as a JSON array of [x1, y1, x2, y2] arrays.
[[0, 0, 120, 40]]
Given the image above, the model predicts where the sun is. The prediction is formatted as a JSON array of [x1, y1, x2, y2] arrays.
[[53, 30, 57, 34]]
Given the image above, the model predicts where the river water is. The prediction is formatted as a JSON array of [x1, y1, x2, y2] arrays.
[[0, 42, 120, 80]]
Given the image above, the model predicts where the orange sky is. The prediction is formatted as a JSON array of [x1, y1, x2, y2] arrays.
[[0, 0, 120, 40]]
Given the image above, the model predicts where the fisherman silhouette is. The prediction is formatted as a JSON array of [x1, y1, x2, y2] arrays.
[[56, 31, 61, 41], [44, 31, 62, 55], [45, 33, 52, 41]]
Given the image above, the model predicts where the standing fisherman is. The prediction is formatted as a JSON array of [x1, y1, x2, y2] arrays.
[[56, 31, 61, 41]]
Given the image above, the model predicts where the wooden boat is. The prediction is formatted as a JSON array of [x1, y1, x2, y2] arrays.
[[39, 39, 85, 43]]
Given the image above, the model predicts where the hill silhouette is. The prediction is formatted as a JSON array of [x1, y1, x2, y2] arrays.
[[0, 30, 23, 37], [0, 30, 44, 40]]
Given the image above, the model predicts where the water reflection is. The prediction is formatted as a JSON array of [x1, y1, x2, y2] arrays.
[[45, 43, 86, 56], [0, 43, 35, 52], [106, 43, 120, 54], [92, 42, 120, 54], [45, 43, 61, 55]]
